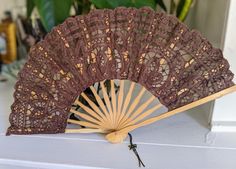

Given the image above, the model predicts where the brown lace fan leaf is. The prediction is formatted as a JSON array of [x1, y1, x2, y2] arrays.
[[7, 7, 235, 139]]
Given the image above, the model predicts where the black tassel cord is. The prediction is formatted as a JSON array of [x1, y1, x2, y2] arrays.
[[128, 133, 145, 167]]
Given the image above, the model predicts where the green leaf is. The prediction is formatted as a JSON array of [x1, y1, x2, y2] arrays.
[[54, 0, 73, 24], [90, 0, 136, 9], [32, 0, 73, 32], [75, 0, 91, 15], [91, 0, 156, 9], [90, 0, 113, 9], [33, 0, 55, 32], [132, 0, 156, 9], [176, 0, 185, 17], [176, 0, 192, 21], [155, 0, 167, 11], [26, 0, 35, 18], [107, 0, 133, 8]]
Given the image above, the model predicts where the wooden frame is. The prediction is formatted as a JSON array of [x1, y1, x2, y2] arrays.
[[65, 80, 236, 143]]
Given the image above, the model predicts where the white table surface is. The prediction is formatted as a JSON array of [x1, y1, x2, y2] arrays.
[[1, 76, 236, 169]]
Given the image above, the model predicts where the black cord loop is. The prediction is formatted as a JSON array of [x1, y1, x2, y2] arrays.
[[128, 133, 145, 167]]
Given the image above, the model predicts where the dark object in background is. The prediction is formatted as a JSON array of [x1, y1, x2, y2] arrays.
[[0, 58, 8, 82], [2, 11, 13, 23], [17, 16, 47, 48], [0, 32, 7, 82]]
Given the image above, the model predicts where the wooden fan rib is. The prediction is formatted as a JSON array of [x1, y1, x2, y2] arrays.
[[116, 82, 135, 127], [123, 103, 163, 128], [100, 81, 114, 126], [119, 96, 157, 128], [74, 99, 111, 129], [70, 109, 102, 126], [110, 80, 117, 126], [115, 85, 236, 135], [67, 119, 101, 129], [75, 100, 103, 122], [65, 128, 108, 134], [118, 87, 146, 128], [115, 80, 124, 127], [80, 92, 108, 122], [129, 96, 156, 120], [126, 87, 146, 115], [90, 85, 112, 124]]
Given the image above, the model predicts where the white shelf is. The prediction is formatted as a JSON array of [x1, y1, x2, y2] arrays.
[[1, 77, 236, 169]]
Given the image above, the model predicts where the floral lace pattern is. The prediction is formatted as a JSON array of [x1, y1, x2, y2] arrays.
[[7, 7, 234, 135]]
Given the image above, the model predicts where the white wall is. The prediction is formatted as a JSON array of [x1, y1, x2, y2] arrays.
[[184, 0, 236, 131], [185, 0, 229, 48], [211, 0, 236, 132], [0, 0, 25, 21]]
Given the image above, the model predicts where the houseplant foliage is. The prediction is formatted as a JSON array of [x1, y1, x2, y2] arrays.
[[90, 0, 192, 21], [27, 0, 73, 32], [27, 0, 193, 32]]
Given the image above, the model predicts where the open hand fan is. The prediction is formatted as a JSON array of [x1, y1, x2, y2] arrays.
[[7, 7, 236, 143]]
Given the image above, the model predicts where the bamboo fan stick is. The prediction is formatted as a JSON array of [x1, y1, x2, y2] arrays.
[[126, 87, 146, 115], [115, 80, 125, 127], [90, 85, 111, 117], [75, 100, 103, 122], [123, 104, 163, 128], [118, 87, 146, 128], [110, 80, 117, 126], [125, 96, 156, 122], [100, 81, 115, 127], [119, 96, 158, 128], [70, 109, 104, 127], [67, 119, 101, 129], [65, 128, 108, 134], [80, 92, 110, 124], [89, 86, 113, 127], [115, 85, 236, 135], [117, 82, 135, 127]]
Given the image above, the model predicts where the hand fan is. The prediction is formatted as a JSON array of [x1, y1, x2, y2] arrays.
[[7, 7, 236, 144]]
